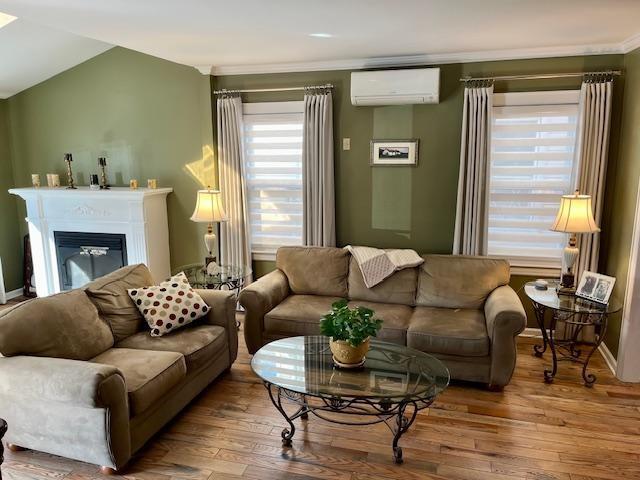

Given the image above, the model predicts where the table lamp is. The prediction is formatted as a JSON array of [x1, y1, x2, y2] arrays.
[[190, 188, 228, 266], [550, 190, 600, 292]]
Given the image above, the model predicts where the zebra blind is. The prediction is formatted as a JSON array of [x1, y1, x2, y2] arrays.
[[243, 102, 304, 259], [488, 91, 580, 268]]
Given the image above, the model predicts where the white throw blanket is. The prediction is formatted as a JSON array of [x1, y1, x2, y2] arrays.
[[345, 245, 424, 288]]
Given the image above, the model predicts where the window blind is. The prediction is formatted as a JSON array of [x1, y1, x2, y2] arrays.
[[488, 98, 580, 268], [243, 104, 304, 258]]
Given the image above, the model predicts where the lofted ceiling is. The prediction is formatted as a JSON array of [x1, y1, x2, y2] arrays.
[[0, 17, 111, 98], [0, 0, 639, 96]]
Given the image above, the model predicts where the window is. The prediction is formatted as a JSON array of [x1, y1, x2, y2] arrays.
[[243, 102, 304, 260], [488, 91, 580, 270]]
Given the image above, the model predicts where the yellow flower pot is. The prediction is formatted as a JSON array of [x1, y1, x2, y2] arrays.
[[329, 337, 370, 366]]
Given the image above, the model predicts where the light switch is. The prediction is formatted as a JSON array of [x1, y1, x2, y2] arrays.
[[342, 138, 351, 151]]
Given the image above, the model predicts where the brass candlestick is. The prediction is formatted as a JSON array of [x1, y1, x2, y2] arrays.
[[98, 157, 110, 189], [64, 153, 77, 189]]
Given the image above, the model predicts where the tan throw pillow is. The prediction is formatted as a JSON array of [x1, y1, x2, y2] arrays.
[[128, 272, 210, 337], [85, 264, 154, 341]]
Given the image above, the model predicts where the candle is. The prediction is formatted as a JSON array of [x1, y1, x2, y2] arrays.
[[51, 174, 60, 187], [31, 174, 41, 188], [130, 179, 139, 190], [46, 174, 54, 187], [147, 179, 158, 189]]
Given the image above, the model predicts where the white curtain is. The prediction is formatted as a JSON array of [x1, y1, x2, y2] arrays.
[[302, 89, 335, 247], [574, 78, 613, 280], [217, 95, 252, 273], [453, 83, 494, 255]]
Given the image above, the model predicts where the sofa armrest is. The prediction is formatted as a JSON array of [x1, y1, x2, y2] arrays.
[[196, 289, 238, 364], [0, 356, 131, 469], [238, 270, 290, 354], [484, 285, 527, 388]]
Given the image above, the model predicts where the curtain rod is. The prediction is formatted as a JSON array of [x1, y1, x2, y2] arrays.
[[459, 70, 622, 82], [213, 84, 333, 95]]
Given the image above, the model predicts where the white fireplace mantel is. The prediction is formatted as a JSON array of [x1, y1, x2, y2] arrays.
[[9, 186, 173, 296]]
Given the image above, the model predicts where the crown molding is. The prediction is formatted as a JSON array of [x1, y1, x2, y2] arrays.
[[622, 32, 640, 54], [210, 36, 640, 76], [194, 65, 212, 75]]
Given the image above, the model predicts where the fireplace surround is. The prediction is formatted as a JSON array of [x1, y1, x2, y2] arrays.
[[9, 186, 172, 296]]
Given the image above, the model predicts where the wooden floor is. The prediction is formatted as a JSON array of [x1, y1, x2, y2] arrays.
[[3, 319, 640, 480]]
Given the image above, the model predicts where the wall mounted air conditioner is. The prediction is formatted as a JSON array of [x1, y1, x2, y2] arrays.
[[351, 68, 440, 106]]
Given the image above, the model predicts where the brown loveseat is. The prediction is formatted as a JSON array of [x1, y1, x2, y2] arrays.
[[0, 264, 237, 473], [239, 246, 526, 388]]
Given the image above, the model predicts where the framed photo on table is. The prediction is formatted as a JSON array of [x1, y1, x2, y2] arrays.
[[370, 139, 418, 166], [576, 271, 616, 304]]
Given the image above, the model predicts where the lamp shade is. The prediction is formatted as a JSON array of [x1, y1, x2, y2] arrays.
[[190, 189, 228, 223], [550, 192, 600, 234]]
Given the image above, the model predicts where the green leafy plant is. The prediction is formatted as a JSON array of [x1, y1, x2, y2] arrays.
[[319, 299, 383, 347]]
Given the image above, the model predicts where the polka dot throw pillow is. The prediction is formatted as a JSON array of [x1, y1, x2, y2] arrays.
[[127, 272, 210, 337]]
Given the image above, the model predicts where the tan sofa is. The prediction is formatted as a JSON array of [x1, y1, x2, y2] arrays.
[[0, 264, 237, 473], [239, 246, 526, 388]]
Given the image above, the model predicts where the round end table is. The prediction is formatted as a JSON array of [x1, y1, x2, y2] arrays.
[[524, 281, 621, 386]]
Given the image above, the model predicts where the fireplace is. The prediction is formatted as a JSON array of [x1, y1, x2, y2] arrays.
[[9, 186, 172, 296], [54, 232, 127, 290]]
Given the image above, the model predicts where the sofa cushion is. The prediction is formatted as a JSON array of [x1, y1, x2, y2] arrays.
[[85, 264, 155, 342], [128, 272, 210, 337], [276, 246, 349, 297], [407, 306, 490, 357], [264, 295, 411, 345], [0, 289, 114, 360], [91, 348, 186, 416], [265, 295, 341, 336], [416, 255, 510, 309], [348, 257, 418, 306], [116, 324, 226, 371], [347, 300, 412, 345]]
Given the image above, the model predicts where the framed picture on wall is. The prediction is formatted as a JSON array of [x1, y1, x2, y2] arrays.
[[576, 271, 616, 304], [370, 139, 418, 166]]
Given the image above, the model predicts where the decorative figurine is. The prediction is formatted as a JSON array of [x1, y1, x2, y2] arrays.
[[64, 153, 76, 189], [89, 174, 100, 190], [98, 157, 110, 189]]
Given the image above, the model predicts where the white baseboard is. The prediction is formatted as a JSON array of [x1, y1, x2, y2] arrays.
[[598, 342, 618, 376], [518, 328, 617, 376], [5, 288, 23, 300]]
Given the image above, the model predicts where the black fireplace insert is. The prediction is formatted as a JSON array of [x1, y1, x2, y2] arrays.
[[54, 231, 127, 290]]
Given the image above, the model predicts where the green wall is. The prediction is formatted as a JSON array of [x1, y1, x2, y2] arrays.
[[600, 47, 640, 357], [214, 54, 625, 330], [7, 47, 215, 274], [0, 100, 22, 291]]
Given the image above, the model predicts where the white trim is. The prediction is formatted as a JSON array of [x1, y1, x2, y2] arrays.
[[210, 41, 628, 76], [616, 177, 640, 383], [518, 328, 618, 377], [493, 90, 580, 107], [622, 32, 640, 54], [599, 342, 618, 377], [242, 101, 304, 115], [252, 252, 276, 262], [6, 288, 22, 300], [194, 65, 212, 75]]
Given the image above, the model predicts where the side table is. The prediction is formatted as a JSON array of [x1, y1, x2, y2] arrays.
[[177, 264, 252, 330], [524, 282, 620, 387]]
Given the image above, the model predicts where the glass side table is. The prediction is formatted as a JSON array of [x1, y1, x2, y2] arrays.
[[524, 281, 621, 387], [175, 263, 252, 330]]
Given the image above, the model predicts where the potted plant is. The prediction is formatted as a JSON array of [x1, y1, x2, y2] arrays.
[[320, 299, 383, 367]]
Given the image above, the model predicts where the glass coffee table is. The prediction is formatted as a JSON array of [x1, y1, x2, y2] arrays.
[[251, 336, 449, 464]]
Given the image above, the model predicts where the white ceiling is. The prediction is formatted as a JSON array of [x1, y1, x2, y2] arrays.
[[0, 17, 111, 98], [0, 0, 639, 93]]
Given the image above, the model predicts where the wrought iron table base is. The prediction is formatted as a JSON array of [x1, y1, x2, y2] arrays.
[[532, 303, 607, 387], [265, 382, 432, 464]]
